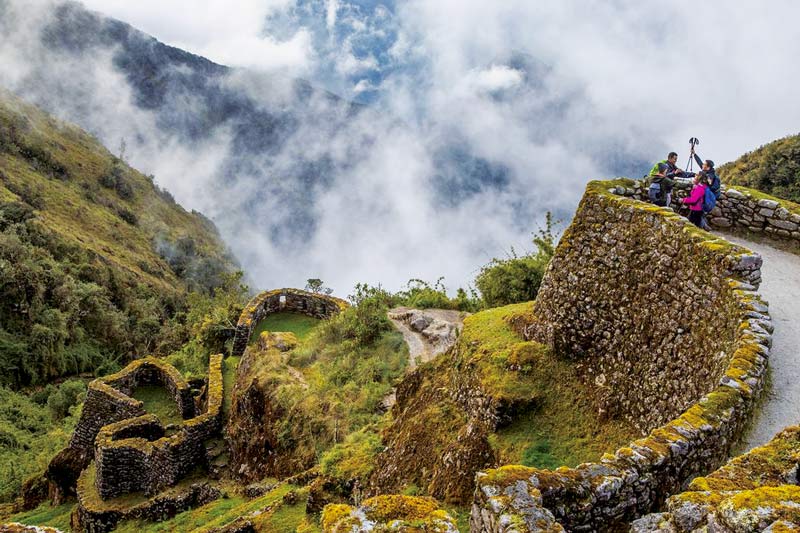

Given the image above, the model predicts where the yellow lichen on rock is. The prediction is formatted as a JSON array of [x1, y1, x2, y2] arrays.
[[321, 495, 458, 533]]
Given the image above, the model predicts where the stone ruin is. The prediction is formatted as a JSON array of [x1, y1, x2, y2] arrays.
[[45, 355, 224, 532], [471, 179, 774, 531], [231, 288, 349, 358]]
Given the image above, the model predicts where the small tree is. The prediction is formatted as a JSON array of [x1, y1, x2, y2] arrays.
[[305, 278, 333, 295]]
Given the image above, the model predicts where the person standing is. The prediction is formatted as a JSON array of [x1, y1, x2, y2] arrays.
[[690, 148, 720, 229], [682, 172, 710, 227]]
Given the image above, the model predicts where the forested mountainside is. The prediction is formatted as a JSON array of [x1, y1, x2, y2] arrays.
[[720, 133, 800, 203], [0, 88, 239, 388]]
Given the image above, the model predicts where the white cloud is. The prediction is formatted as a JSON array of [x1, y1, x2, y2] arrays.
[[79, 0, 312, 72], [3, 0, 800, 295], [469, 65, 524, 93]]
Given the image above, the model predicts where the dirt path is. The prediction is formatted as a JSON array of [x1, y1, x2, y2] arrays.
[[388, 307, 466, 369], [383, 308, 467, 409], [723, 233, 800, 452]]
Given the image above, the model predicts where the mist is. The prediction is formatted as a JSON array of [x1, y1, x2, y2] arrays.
[[1, 0, 799, 295]]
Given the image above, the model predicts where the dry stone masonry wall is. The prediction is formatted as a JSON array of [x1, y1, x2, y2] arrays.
[[620, 179, 800, 246], [632, 425, 800, 532], [69, 355, 224, 533], [472, 179, 773, 532], [91, 354, 223, 499], [46, 356, 197, 502], [231, 288, 349, 357]]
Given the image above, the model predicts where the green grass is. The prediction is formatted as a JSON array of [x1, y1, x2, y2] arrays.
[[222, 356, 241, 416], [444, 505, 471, 532], [6, 501, 75, 531], [131, 384, 184, 426], [459, 302, 638, 468], [117, 483, 302, 533], [249, 312, 321, 342], [114, 494, 247, 533]]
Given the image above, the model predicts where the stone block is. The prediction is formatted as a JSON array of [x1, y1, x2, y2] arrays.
[[710, 217, 732, 228], [768, 218, 798, 231], [757, 198, 780, 209]]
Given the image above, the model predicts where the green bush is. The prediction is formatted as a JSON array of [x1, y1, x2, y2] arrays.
[[475, 213, 557, 308], [0, 387, 77, 502], [46, 379, 86, 421]]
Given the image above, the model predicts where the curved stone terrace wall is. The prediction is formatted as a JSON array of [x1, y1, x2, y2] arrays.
[[472, 179, 773, 532], [48, 356, 197, 497], [231, 288, 349, 357], [91, 354, 224, 500]]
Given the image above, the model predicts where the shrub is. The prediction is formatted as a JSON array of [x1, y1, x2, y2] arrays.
[[116, 207, 138, 225], [46, 380, 86, 420], [475, 213, 557, 308]]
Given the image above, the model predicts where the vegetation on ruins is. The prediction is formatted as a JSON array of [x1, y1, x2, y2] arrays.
[[241, 291, 408, 467]]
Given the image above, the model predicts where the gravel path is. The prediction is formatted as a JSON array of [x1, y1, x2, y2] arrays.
[[723, 233, 800, 452], [383, 308, 466, 409], [388, 317, 428, 368]]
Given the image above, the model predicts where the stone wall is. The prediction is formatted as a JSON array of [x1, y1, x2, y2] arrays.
[[471, 179, 773, 531], [91, 354, 224, 499], [632, 425, 800, 531], [231, 288, 349, 357], [73, 477, 220, 533], [46, 356, 196, 501], [621, 178, 800, 247]]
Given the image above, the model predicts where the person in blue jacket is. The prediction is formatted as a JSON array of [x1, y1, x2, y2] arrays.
[[690, 147, 720, 229]]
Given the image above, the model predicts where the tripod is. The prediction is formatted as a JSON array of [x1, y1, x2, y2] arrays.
[[686, 137, 700, 172]]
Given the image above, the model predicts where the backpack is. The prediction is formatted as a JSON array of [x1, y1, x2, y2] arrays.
[[648, 179, 668, 206], [703, 186, 717, 213]]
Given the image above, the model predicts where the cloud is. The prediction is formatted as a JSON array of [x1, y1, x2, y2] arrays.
[[469, 65, 524, 93], [1, 0, 799, 297], [79, 0, 313, 72]]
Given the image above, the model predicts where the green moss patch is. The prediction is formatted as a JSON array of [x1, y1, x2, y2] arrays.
[[4, 501, 75, 531], [222, 355, 240, 416], [131, 384, 184, 426], [249, 312, 322, 342]]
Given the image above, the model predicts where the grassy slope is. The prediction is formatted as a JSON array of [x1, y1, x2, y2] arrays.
[[720, 133, 800, 202], [249, 312, 322, 342], [0, 88, 230, 294], [0, 88, 237, 505], [462, 302, 638, 468]]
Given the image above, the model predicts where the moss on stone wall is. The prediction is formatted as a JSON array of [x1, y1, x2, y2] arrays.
[[231, 289, 349, 357], [633, 425, 800, 531]]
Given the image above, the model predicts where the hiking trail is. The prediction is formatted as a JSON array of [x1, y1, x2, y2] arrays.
[[383, 308, 466, 409], [724, 233, 800, 452]]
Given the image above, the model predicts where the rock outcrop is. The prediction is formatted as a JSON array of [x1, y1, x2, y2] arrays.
[[225, 340, 312, 482], [322, 495, 459, 533]]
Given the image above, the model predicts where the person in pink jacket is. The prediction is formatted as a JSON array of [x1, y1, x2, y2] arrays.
[[682, 172, 710, 227]]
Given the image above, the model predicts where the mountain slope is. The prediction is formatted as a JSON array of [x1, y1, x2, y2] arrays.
[[0, 87, 237, 387], [720, 133, 800, 202]]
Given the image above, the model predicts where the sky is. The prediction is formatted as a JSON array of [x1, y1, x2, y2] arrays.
[[2, 1, 800, 295], [77, 0, 800, 162]]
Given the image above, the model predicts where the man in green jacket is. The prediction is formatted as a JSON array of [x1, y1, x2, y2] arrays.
[[648, 152, 686, 206]]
